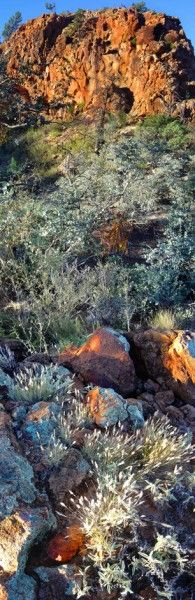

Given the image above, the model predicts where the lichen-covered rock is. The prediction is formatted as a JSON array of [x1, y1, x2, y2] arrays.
[[4, 574, 37, 600], [0, 435, 36, 519], [59, 327, 135, 397], [21, 401, 61, 447], [47, 524, 85, 562], [0, 508, 56, 575], [130, 329, 195, 405], [48, 448, 91, 506], [87, 386, 144, 428], [2, 9, 195, 120]]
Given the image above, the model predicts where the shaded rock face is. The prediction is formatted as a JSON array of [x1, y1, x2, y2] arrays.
[[48, 447, 91, 507], [2, 8, 195, 120], [0, 509, 55, 575], [130, 329, 195, 406], [0, 434, 36, 519], [59, 327, 135, 397]]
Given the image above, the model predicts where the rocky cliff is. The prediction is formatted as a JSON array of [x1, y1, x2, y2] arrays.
[[1, 8, 195, 120]]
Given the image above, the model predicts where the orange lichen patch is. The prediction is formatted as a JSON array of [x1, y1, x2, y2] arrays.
[[87, 386, 129, 427], [26, 402, 51, 422], [87, 387, 116, 426], [163, 332, 195, 384], [130, 329, 195, 404], [87, 387, 105, 424], [47, 525, 85, 563]]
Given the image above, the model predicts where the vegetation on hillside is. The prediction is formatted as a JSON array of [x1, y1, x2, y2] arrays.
[[0, 112, 194, 350], [0, 9, 194, 598]]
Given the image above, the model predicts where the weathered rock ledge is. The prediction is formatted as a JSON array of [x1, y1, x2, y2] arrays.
[[1, 8, 195, 120]]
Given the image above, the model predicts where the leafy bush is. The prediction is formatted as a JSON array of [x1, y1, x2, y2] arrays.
[[24, 126, 62, 177]]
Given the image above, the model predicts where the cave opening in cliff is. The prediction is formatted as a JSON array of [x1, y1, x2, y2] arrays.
[[111, 85, 134, 113], [154, 23, 165, 41]]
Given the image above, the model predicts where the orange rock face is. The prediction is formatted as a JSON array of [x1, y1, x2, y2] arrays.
[[47, 524, 84, 562], [163, 331, 195, 384], [1, 8, 195, 120], [130, 329, 195, 405]]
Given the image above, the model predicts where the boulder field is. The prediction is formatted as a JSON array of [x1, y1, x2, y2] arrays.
[[0, 326, 194, 599]]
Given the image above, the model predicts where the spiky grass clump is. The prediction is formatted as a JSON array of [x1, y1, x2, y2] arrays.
[[99, 562, 132, 596], [59, 393, 90, 443], [62, 470, 142, 595], [42, 430, 68, 467], [0, 345, 16, 370], [135, 533, 188, 579], [84, 426, 130, 477], [129, 415, 193, 495], [7, 365, 73, 405], [41, 391, 91, 466], [60, 414, 194, 598], [85, 416, 193, 496], [72, 470, 141, 562], [149, 309, 176, 330]]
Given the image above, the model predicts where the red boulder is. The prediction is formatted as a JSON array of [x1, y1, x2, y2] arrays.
[[58, 328, 135, 397]]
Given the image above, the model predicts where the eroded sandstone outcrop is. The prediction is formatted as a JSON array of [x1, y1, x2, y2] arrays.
[[1, 8, 195, 120]]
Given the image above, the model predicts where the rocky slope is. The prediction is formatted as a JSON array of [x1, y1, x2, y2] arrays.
[[1, 8, 195, 120], [0, 328, 194, 599]]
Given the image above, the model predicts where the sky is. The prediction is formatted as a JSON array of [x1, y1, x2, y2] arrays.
[[0, 1, 194, 49]]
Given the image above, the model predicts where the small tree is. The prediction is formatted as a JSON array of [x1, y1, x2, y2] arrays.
[[45, 2, 56, 11], [132, 2, 148, 12], [2, 11, 22, 40]]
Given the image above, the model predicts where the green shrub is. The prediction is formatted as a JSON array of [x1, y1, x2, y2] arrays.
[[9, 156, 20, 173], [25, 126, 59, 177], [2, 11, 22, 40], [0, 123, 194, 348], [138, 115, 188, 149], [63, 126, 95, 155], [132, 1, 148, 12], [130, 36, 137, 48]]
